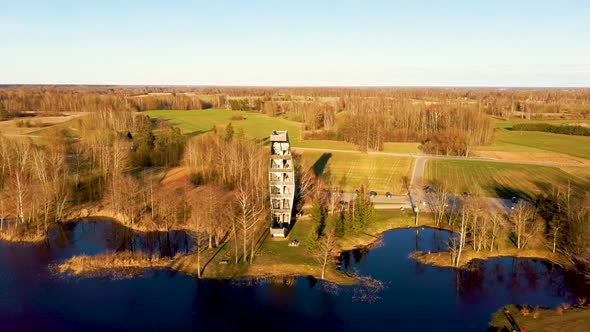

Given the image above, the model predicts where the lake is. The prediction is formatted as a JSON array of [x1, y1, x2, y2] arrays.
[[0, 221, 587, 331]]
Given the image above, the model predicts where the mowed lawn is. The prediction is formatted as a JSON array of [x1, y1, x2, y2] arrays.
[[145, 109, 358, 150], [424, 159, 589, 199], [479, 119, 590, 159], [299, 151, 414, 194]]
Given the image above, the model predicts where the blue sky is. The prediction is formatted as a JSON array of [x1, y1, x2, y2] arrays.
[[1, 0, 589, 86]]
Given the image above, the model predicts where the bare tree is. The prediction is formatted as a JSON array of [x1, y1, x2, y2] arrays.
[[425, 182, 451, 226], [236, 184, 264, 263], [511, 202, 541, 249], [316, 231, 337, 280], [188, 191, 204, 278], [453, 202, 468, 267], [488, 210, 501, 252]]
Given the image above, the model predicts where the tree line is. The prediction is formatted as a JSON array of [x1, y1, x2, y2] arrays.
[[424, 182, 589, 269], [512, 123, 590, 136], [0, 87, 225, 120]]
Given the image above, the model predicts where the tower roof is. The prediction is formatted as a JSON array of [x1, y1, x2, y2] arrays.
[[270, 130, 289, 142]]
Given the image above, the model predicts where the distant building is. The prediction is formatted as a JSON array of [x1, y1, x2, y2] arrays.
[[269, 130, 295, 237]]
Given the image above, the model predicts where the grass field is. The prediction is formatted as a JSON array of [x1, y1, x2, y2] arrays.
[[382, 142, 421, 154], [299, 150, 414, 194], [424, 159, 589, 199], [489, 305, 590, 332], [145, 109, 358, 150], [478, 119, 590, 160]]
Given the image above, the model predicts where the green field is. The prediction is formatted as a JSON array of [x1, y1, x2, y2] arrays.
[[299, 151, 414, 194], [145, 109, 358, 150], [480, 119, 590, 159], [424, 159, 589, 198]]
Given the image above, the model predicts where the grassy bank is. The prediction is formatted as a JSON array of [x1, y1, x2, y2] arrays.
[[0, 226, 45, 243], [57, 251, 174, 277], [171, 215, 356, 285], [171, 209, 446, 285], [489, 304, 590, 332]]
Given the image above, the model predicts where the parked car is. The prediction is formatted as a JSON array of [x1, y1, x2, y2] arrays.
[[385, 191, 392, 198], [369, 191, 377, 198], [424, 186, 433, 193], [511, 197, 519, 204]]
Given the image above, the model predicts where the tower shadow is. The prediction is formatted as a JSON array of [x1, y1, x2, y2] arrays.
[[311, 153, 332, 177]]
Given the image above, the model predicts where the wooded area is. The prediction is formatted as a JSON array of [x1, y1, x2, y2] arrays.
[[2, 86, 589, 154], [0, 85, 589, 277]]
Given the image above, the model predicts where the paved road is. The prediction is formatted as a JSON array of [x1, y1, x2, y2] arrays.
[[335, 192, 411, 209]]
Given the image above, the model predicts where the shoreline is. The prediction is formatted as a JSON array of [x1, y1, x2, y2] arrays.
[[414, 249, 573, 270], [1, 208, 576, 283], [0, 205, 193, 244]]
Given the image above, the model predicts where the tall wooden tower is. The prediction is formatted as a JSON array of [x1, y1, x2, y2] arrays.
[[269, 130, 295, 237]]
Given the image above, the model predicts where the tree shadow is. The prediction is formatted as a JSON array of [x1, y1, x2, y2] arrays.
[[487, 184, 532, 201], [532, 180, 552, 194], [186, 129, 213, 138], [486, 309, 521, 332], [311, 153, 332, 177]]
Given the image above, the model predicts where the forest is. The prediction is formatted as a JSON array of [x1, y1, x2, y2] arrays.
[[1, 86, 590, 154]]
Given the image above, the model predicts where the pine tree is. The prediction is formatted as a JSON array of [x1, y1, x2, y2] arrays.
[[334, 212, 346, 238], [224, 122, 234, 142], [306, 198, 325, 251]]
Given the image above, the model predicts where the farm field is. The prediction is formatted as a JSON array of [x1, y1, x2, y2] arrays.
[[424, 159, 589, 199], [145, 109, 358, 150], [476, 119, 590, 161], [0, 113, 87, 137], [298, 150, 414, 194]]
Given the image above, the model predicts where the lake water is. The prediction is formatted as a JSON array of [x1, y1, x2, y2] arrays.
[[0, 221, 587, 331]]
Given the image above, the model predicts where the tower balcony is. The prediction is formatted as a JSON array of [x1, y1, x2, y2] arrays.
[[270, 179, 294, 185]]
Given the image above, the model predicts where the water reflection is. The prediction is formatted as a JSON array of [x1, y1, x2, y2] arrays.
[[0, 224, 588, 332], [45, 219, 193, 260]]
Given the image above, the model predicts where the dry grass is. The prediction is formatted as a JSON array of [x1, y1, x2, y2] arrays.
[[57, 251, 173, 276], [64, 206, 191, 234], [0, 227, 45, 243]]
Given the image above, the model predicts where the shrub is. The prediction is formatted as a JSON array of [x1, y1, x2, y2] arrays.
[[190, 172, 209, 186]]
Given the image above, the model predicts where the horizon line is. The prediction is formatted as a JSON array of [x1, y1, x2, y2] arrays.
[[1, 83, 590, 90]]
